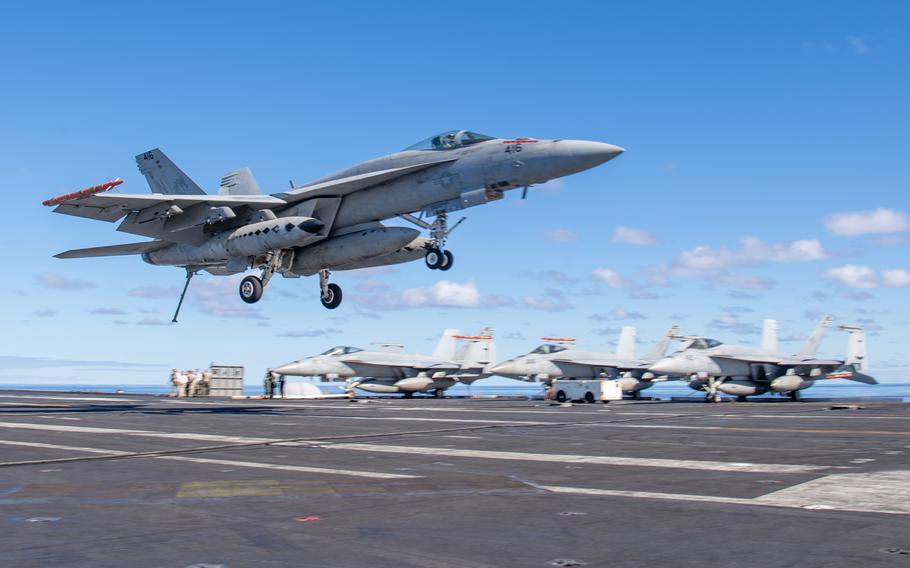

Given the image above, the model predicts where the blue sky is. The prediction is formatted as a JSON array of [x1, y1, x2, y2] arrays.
[[2, 1, 908, 385]]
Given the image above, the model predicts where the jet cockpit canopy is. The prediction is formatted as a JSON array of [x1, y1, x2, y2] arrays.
[[404, 130, 496, 151], [530, 344, 568, 355], [320, 346, 363, 356], [685, 338, 723, 350]]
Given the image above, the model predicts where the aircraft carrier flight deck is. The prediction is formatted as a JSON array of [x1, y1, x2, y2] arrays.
[[0, 391, 908, 567]]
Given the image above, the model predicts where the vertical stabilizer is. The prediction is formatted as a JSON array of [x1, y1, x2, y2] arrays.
[[762, 319, 779, 353], [457, 328, 496, 369], [135, 148, 205, 195], [838, 324, 868, 370], [798, 315, 833, 358], [615, 326, 637, 360], [431, 329, 460, 361], [643, 325, 679, 362], [219, 167, 262, 196]]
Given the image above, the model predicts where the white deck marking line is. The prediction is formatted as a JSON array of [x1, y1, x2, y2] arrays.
[[0, 395, 141, 402], [538, 469, 910, 515], [0, 440, 417, 479], [538, 485, 755, 506], [324, 443, 824, 473], [754, 469, 910, 515], [0, 422, 273, 444], [153, 456, 418, 479], [314, 415, 551, 425]]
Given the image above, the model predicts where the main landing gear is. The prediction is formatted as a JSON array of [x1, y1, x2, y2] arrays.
[[236, 252, 344, 310], [397, 211, 464, 272]]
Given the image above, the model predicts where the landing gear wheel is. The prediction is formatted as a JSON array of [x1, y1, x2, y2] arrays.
[[737, 395, 748, 403], [320, 283, 343, 309], [433, 389, 444, 399], [402, 392, 413, 399], [425, 248, 444, 270], [555, 390, 567, 403], [789, 391, 802, 402], [584, 392, 595, 404], [438, 250, 454, 271], [239, 275, 263, 304]]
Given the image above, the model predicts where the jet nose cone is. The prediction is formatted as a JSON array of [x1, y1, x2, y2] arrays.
[[490, 361, 519, 377], [548, 140, 625, 176], [649, 358, 684, 375], [271, 363, 299, 375]]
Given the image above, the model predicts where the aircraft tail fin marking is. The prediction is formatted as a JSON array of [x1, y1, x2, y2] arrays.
[[219, 167, 262, 196], [762, 319, 779, 353], [643, 325, 679, 362], [135, 148, 205, 195], [615, 326, 637, 360], [798, 315, 833, 358], [431, 329, 460, 361]]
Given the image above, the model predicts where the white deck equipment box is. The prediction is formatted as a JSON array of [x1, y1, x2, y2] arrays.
[[551, 379, 622, 403]]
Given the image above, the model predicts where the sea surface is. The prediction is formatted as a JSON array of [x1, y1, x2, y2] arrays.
[[2, 381, 909, 401]]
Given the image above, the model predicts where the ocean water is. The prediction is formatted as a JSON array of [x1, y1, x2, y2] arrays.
[[2, 381, 909, 401]]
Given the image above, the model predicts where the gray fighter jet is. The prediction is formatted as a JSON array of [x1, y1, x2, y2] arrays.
[[271, 328, 496, 398], [489, 326, 679, 398], [43, 131, 623, 320], [649, 316, 876, 402]]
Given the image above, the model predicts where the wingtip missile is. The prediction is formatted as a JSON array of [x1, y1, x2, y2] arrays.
[[42, 179, 123, 206]]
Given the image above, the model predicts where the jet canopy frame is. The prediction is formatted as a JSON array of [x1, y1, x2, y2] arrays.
[[403, 130, 496, 151]]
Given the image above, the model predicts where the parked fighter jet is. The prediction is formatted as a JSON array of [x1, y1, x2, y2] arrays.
[[271, 328, 496, 397], [649, 316, 876, 402], [490, 326, 679, 398], [43, 131, 623, 320]]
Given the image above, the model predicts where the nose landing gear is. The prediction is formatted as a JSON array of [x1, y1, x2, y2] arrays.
[[398, 211, 463, 272]]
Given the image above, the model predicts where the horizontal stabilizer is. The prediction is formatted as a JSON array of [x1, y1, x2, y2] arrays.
[[55, 240, 169, 259]]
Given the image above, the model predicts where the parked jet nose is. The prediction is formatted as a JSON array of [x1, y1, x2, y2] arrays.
[[648, 357, 689, 376], [548, 140, 624, 177], [489, 360, 522, 377]]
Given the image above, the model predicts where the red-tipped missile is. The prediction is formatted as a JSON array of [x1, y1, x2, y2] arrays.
[[42, 179, 123, 206]]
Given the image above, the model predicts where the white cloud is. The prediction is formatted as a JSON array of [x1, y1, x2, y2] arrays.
[[129, 285, 180, 299], [847, 35, 871, 54], [547, 229, 579, 242], [611, 226, 658, 246], [403, 280, 480, 308], [592, 268, 627, 288], [36, 272, 95, 291], [676, 237, 826, 271], [590, 307, 646, 321], [882, 269, 910, 288], [824, 264, 878, 289], [707, 314, 761, 336], [522, 289, 573, 312], [825, 208, 909, 236], [353, 280, 481, 310], [192, 276, 267, 319], [277, 328, 341, 338]]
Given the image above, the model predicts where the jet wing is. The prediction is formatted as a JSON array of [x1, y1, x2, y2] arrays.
[[276, 158, 458, 203], [551, 357, 648, 369], [50, 193, 287, 223], [344, 357, 461, 371], [54, 240, 170, 259]]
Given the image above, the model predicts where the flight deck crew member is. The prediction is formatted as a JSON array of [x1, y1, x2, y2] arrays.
[[278, 374, 286, 398], [188, 369, 202, 397], [264, 372, 274, 398]]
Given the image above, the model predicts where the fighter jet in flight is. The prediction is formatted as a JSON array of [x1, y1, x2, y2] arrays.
[[489, 326, 679, 398], [43, 131, 623, 320], [271, 328, 496, 398], [649, 316, 876, 402]]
